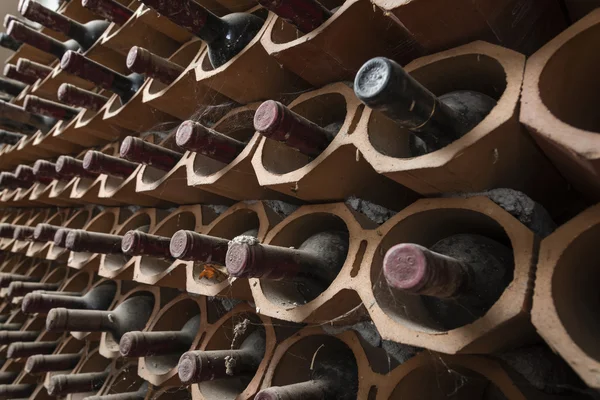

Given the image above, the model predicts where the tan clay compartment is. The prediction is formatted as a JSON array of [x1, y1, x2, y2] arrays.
[[69, 211, 118, 265], [38, 266, 69, 285], [366, 54, 507, 158], [261, 92, 348, 174], [58, 270, 94, 294], [269, 0, 343, 45], [146, 40, 204, 96], [538, 24, 600, 132], [551, 224, 600, 360], [198, 8, 269, 73], [259, 212, 350, 307], [191, 208, 261, 286], [70, 350, 112, 400], [143, 297, 202, 375], [103, 212, 153, 273], [370, 208, 514, 334], [197, 311, 265, 400], [103, 289, 157, 352], [191, 109, 257, 176], [138, 210, 198, 277], [269, 334, 359, 398]]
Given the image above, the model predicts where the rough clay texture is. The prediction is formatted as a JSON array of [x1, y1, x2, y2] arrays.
[[345, 196, 397, 224], [449, 189, 556, 238], [244, 200, 299, 218]]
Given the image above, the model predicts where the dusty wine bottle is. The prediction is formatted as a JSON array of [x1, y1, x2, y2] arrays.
[[121, 230, 172, 261], [33, 159, 70, 181], [24, 95, 81, 121], [45, 294, 155, 341], [120, 136, 183, 172], [60, 50, 144, 104], [0, 383, 36, 398], [83, 150, 139, 179], [22, 281, 117, 314], [0, 77, 27, 97], [126, 46, 184, 86], [354, 57, 497, 155], [119, 313, 200, 357], [3, 64, 37, 85], [138, 0, 264, 68], [8, 281, 61, 298], [48, 370, 109, 396], [4, 14, 38, 30], [0, 172, 31, 190], [0, 129, 25, 145], [0, 223, 16, 238], [253, 100, 340, 158], [82, 382, 149, 400], [7, 20, 81, 59], [169, 229, 247, 264], [82, 0, 134, 26], [34, 223, 62, 242], [0, 330, 40, 344], [0, 32, 22, 51], [0, 272, 40, 287], [0, 371, 17, 385], [178, 328, 265, 384], [382, 235, 513, 329], [16, 164, 51, 185], [19, 0, 111, 50], [7, 339, 59, 358], [256, 0, 332, 34], [0, 100, 57, 132], [25, 352, 82, 374], [16, 58, 52, 80], [65, 230, 125, 255], [54, 228, 73, 247], [0, 323, 22, 331], [176, 120, 246, 164], [226, 230, 349, 300], [58, 83, 109, 111], [55, 155, 100, 179]]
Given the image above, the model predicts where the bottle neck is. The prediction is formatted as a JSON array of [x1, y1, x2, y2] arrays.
[[46, 307, 117, 333], [48, 371, 109, 396], [58, 83, 109, 111], [126, 46, 184, 86], [24, 95, 80, 121], [0, 77, 26, 96], [17, 58, 53, 80], [119, 136, 183, 172], [7, 340, 58, 358], [255, 379, 335, 400], [121, 231, 172, 260], [82, 0, 133, 26], [65, 230, 123, 254], [0, 32, 22, 51], [175, 120, 246, 164], [25, 353, 82, 374], [120, 329, 193, 357], [257, 0, 332, 34], [4, 64, 37, 85], [83, 150, 139, 179], [8, 21, 75, 59], [22, 292, 89, 314], [169, 230, 229, 263]]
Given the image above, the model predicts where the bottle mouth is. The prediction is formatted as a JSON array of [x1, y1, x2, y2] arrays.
[[177, 352, 200, 384], [121, 230, 141, 254], [175, 121, 196, 148], [383, 243, 428, 292], [169, 230, 192, 259], [253, 100, 283, 136], [353, 57, 393, 102]]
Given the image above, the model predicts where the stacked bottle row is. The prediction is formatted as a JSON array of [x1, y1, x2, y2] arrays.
[[0, 259, 590, 400], [0, 1, 599, 212]]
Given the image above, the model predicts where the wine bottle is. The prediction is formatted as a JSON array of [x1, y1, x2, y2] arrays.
[[253, 100, 340, 157], [382, 235, 513, 329], [3, 64, 37, 85], [176, 120, 246, 164], [48, 370, 109, 396], [55, 155, 100, 179], [22, 281, 117, 314], [25, 352, 82, 374], [0, 32, 22, 51], [178, 328, 265, 384], [0, 323, 22, 331], [120, 136, 183, 172], [7, 20, 81, 59], [24, 95, 81, 122], [256, 380, 340, 400], [0, 172, 32, 190], [225, 230, 349, 300], [65, 230, 125, 255], [0, 77, 27, 97], [19, 0, 111, 50], [0, 315, 8, 323], [354, 57, 497, 155], [0, 223, 16, 238], [0, 129, 25, 145], [0, 100, 57, 132], [0, 272, 40, 287], [81, 0, 133, 26], [3, 14, 38, 30], [121, 230, 172, 261], [0, 330, 40, 344], [58, 83, 109, 111], [83, 150, 139, 179], [0, 383, 36, 398], [82, 382, 148, 400], [13, 224, 35, 240], [0, 371, 17, 385], [33, 159, 70, 181], [119, 313, 200, 357], [54, 227, 73, 247], [126, 46, 184, 86], [45, 294, 155, 341], [34, 223, 62, 242], [7, 281, 61, 298], [138, 0, 264, 68], [169, 229, 240, 263], [16, 58, 52, 80], [15, 164, 53, 187], [7, 339, 59, 358], [60, 50, 144, 104], [256, 0, 332, 34]]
